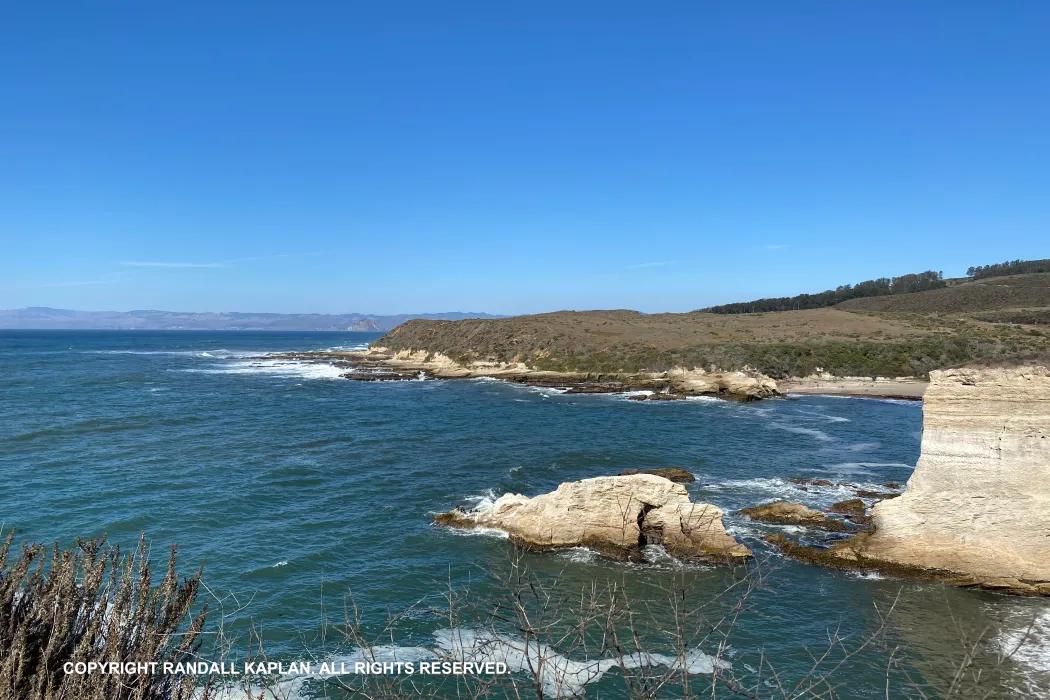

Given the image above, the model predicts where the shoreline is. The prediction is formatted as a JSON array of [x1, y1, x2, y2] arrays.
[[779, 377, 927, 400], [270, 348, 929, 401], [267, 348, 780, 401]]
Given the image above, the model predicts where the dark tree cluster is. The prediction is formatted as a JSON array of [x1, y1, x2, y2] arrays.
[[700, 271, 945, 314], [967, 258, 1050, 279]]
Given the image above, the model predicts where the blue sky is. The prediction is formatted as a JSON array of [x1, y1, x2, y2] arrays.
[[2, 2, 1048, 314]]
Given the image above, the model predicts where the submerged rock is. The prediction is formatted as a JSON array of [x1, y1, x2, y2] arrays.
[[790, 477, 835, 487], [828, 498, 866, 517], [738, 500, 852, 532], [617, 467, 696, 483], [854, 489, 899, 500], [434, 475, 750, 562]]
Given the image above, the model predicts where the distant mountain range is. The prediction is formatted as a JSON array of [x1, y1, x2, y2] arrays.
[[0, 307, 501, 332]]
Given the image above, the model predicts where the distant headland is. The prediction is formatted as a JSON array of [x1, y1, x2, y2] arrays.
[[0, 308, 501, 332]]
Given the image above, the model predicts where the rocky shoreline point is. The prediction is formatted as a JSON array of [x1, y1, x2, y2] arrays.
[[770, 365, 1050, 595], [433, 474, 751, 563], [266, 346, 781, 401]]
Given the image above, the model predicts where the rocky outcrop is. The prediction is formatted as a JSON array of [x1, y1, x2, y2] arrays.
[[667, 368, 780, 401], [434, 475, 750, 562], [777, 366, 1050, 594], [738, 501, 852, 532], [617, 467, 695, 483], [828, 498, 866, 517]]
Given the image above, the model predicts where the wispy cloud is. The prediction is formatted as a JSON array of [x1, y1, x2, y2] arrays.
[[625, 261, 673, 269], [762, 244, 789, 251], [31, 279, 116, 288], [117, 252, 326, 269], [227, 251, 330, 264], [119, 261, 225, 268]]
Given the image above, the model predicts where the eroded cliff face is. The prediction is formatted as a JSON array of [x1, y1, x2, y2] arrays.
[[862, 366, 1050, 592]]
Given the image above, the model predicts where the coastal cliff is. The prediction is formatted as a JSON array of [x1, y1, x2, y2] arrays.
[[856, 366, 1050, 592]]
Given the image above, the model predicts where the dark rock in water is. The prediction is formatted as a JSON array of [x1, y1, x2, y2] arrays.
[[432, 509, 473, 527], [738, 500, 852, 532], [564, 383, 630, 394], [342, 369, 427, 381], [855, 489, 900, 500], [626, 392, 680, 401], [829, 498, 867, 517], [790, 477, 834, 487], [618, 467, 695, 483], [882, 481, 903, 489]]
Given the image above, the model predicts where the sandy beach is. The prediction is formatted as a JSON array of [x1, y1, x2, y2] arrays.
[[779, 377, 928, 400]]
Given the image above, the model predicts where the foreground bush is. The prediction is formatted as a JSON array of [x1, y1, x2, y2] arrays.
[[0, 534, 208, 700]]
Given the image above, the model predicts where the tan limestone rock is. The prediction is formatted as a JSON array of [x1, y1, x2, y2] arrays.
[[738, 500, 853, 532], [798, 366, 1050, 593], [435, 475, 750, 562]]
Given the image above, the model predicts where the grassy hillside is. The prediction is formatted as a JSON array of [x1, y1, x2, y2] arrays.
[[837, 273, 1050, 313], [377, 274, 1050, 378]]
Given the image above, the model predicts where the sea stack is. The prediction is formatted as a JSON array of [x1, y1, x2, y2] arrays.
[[434, 474, 751, 562], [859, 366, 1050, 593]]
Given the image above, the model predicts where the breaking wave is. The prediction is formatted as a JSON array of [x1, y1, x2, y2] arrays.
[[769, 422, 834, 442], [177, 358, 346, 380], [200, 627, 728, 700]]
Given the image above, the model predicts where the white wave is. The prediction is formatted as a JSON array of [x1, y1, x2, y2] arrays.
[[463, 489, 500, 513], [178, 359, 346, 380], [995, 608, 1045, 692], [206, 628, 729, 700], [685, 395, 725, 403], [704, 475, 887, 510], [443, 491, 512, 539], [559, 547, 598, 564], [442, 524, 510, 540], [836, 441, 882, 453], [769, 422, 834, 442], [271, 560, 289, 568], [639, 544, 693, 568], [700, 477, 802, 498], [469, 378, 571, 397], [529, 386, 570, 397], [728, 520, 806, 537], [431, 627, 728, 697], [87, 348, 260, 358], [794, 409, 851, 423], [825, 462, 912, 476], [195, 621, 730, 696], [325, 343, 370, 351]]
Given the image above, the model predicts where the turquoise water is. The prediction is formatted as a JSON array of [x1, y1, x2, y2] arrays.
[[1, 330, 1047, 697]]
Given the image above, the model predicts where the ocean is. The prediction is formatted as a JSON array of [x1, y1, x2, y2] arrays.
[[1, 330, 1047, 698]]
